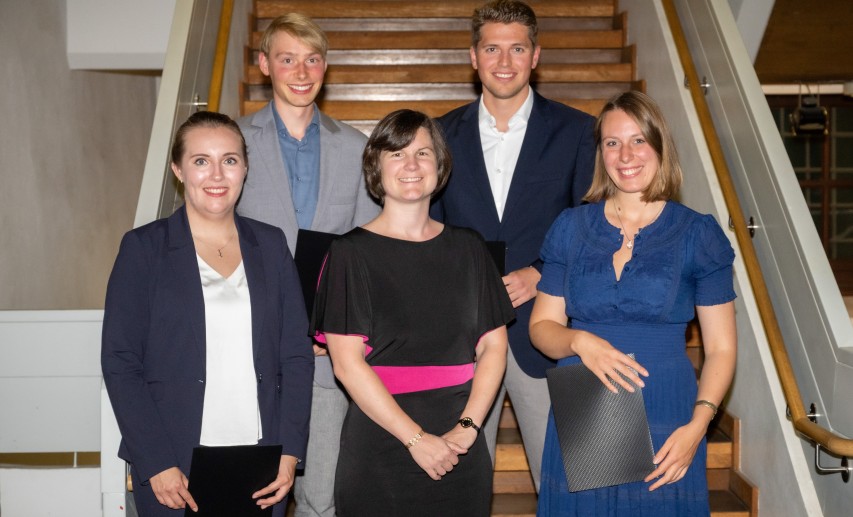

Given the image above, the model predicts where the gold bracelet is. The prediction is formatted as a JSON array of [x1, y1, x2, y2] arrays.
[[405, 429, 424, 449], [695, 399, 718, 417]]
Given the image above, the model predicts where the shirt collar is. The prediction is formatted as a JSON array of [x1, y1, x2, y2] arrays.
[[272, 102, 320, 138], [477, 87, 535, 131]]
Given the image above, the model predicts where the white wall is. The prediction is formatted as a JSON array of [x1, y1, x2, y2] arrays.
[[66, 0, 176, 69], [726, 0, 774, 62], [0, 310, 104, 516], [0, 0, 158, 310], [0, 468, 101, 517]]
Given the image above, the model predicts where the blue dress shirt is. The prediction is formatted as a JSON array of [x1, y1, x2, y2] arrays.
[[273, 106, 321, 230]]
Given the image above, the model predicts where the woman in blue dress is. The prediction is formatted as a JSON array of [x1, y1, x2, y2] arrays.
[[529, 90, 737, 516]]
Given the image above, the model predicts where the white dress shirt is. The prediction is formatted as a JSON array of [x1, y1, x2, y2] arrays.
[[197, 257, 262, 446], [478, 88, 535, 220]]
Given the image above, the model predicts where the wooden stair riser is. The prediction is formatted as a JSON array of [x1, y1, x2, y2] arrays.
[[245, 63, 634, 85], [254, 1, 617, 20], [251, 30, 626, 50]]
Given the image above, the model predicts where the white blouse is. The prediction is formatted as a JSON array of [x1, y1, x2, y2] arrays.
[[196, 256, 262, 446]]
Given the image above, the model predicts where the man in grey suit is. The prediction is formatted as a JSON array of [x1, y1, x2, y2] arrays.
[[236, 13, 380, 517]]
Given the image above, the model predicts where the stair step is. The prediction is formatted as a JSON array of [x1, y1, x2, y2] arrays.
[[245, 81, 632, 103], [491, 493, 537, 517], [707, 430, 733, 470], [496, 428, 530, 471], [709, 489, 751, 517], [250, 29, 625, 51], [252, 30, 625, 50], [242, 98, 609, 124], [245, 62, 633, 85], [493, 470, 536, 494], [248, 48, 625, 66], [255, 0, 616, 19]]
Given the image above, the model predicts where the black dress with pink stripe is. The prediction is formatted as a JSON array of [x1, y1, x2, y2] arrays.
[[311, 225, 514, 517]]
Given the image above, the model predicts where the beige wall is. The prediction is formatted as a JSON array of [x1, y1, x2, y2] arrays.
[[0, 1, 157, 309]]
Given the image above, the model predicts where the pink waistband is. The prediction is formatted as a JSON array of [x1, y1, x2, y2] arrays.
[[371, 363, 475, 395]]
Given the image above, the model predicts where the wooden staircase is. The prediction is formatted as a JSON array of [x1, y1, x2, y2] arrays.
[[241, 0, 641, 129], [242, 1, 757, 515]]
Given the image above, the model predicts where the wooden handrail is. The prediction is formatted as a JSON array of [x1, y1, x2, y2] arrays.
[[207, 0, 234, 113], [661, 0, 853, 457]]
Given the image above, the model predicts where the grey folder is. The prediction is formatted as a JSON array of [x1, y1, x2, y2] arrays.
[[546, 358, 655, 492], [185, 444, 282, 516]]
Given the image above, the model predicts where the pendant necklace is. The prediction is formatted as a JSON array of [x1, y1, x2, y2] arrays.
[[215, 234, 235, 258], [614, 201, 666, 250], [195, 232, 236, 258]]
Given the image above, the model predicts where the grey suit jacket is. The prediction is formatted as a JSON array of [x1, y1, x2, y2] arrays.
[[237, 102, 380, 386]]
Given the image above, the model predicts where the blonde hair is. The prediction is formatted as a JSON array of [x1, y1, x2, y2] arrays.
[[585, 91, 682, 203], [260, 13, 328, 58]]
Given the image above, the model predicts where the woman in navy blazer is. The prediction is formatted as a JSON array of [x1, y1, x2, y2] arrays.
[[102, 112, 314, 516]]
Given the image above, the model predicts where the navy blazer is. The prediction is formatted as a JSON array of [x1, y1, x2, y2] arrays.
[[431, 91, 595, 378], [101, 206, 314, 485]]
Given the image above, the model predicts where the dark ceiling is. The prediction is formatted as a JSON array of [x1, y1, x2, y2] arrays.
[[754, 0, 853, 84]]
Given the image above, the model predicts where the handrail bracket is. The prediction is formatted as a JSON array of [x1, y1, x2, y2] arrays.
[[802, 403, 851, 482]]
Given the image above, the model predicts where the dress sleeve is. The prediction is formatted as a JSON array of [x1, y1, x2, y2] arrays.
[[538, 208, 574, 297], [693, 214, 737, 306], [310, 238, 372, 340], [476, 238, 516, 336]]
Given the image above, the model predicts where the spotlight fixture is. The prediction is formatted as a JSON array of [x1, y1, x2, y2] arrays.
[[790, 84, 828, 136]]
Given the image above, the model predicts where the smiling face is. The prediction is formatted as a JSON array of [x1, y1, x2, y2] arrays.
[[378, 127, 439, 205], [171, 126, 247, 221], [259, 31, 327, 110], [470, 22, 540, 103], [599, 109, 661, 197]]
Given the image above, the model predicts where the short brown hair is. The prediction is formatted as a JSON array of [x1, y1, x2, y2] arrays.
[[362, 110, 452, 202], [260, 13, 328, 58], [584, 91, 683, 203], [170, 111, 247, 168], [472, 0, 538, 48]]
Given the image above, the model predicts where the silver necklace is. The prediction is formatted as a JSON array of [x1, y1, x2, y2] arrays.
[[614, 201, 666, 250]]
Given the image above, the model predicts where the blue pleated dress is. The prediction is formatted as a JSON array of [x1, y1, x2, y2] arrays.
[[536, 200, 736, 516]]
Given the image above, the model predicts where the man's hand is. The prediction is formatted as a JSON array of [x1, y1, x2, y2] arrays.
[[503, 267, 541, 308]]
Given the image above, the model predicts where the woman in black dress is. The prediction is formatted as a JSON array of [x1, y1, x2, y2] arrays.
[[311, 109, 514, 516]]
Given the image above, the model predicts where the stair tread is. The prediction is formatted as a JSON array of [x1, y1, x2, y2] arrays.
[[245, 62, 633, 85], [709, 489, 750, 516], [256, 0, 616, 19], [242, 98, 610, 119], [251, 30, 624, 50], [490, 493, 537, 517]]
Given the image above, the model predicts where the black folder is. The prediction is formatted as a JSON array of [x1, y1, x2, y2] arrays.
[[185, 444, 282, 516], [546, 357, 655, 492], [485, 240, 506, 276], [294, 229, 339, 315]]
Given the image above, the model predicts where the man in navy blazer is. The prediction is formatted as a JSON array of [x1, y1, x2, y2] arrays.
[[102, 206, 314, 515], [430, 0, 595, 491]]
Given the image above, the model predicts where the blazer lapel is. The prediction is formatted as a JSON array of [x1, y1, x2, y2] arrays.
[[456, 104, 502, 224], [502, 92, 551, 224], [314, 112, 339, 230], [166, 206, 207, 364], [248, 104, 300, 238], [236, 216, 267, 366]]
